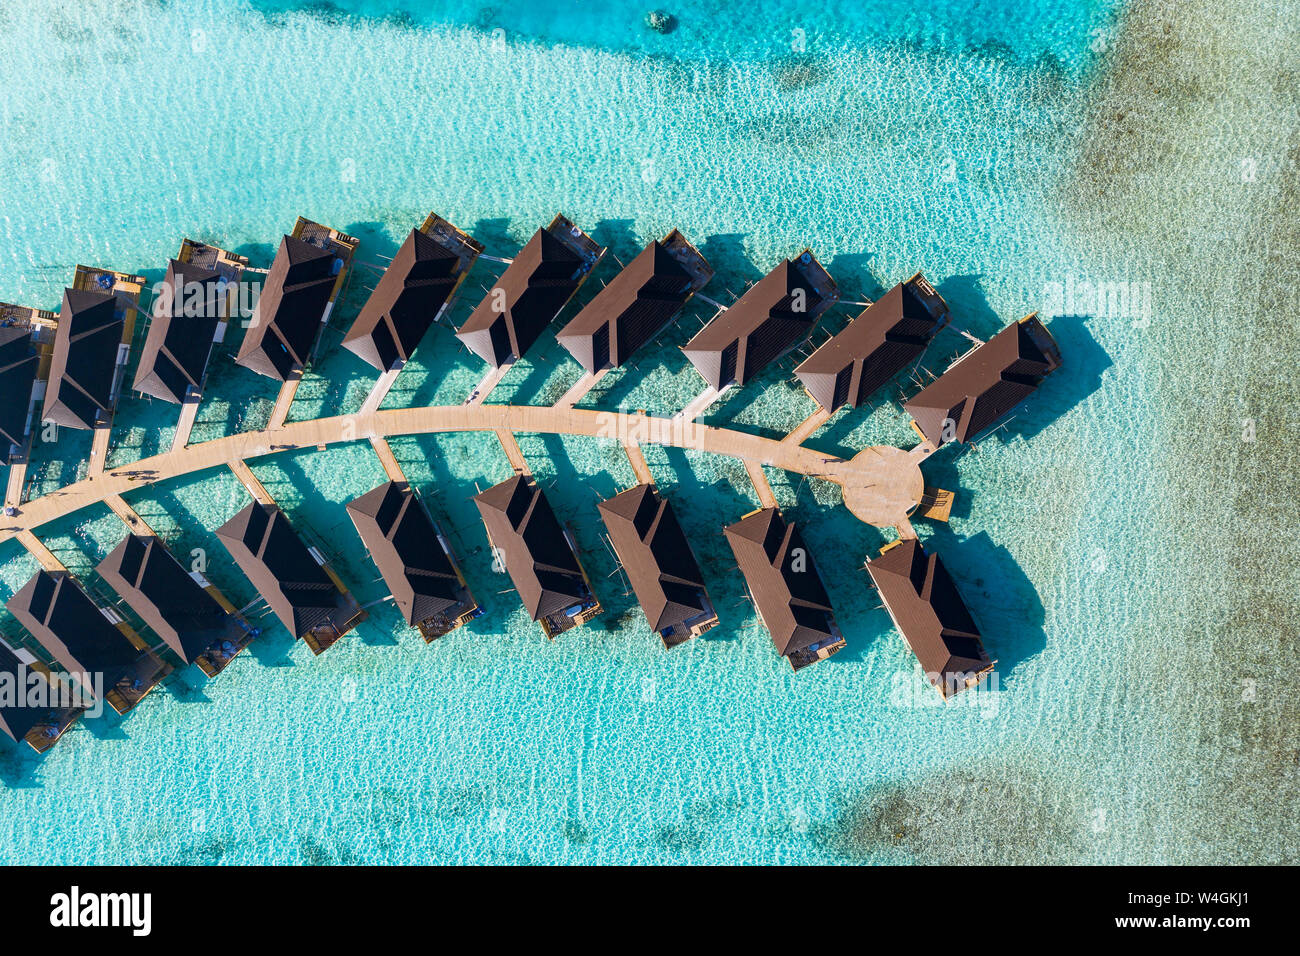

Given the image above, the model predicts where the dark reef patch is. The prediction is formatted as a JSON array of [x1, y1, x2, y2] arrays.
[[817, 763, 1084, 864]]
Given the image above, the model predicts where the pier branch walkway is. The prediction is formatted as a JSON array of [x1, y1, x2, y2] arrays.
[[0, 405, 933, 544]]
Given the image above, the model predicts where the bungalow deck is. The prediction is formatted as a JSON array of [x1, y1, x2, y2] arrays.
[[292, 216, 359, 325]]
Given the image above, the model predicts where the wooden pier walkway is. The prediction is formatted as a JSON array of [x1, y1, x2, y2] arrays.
[[87, 425, 112, 477], [783, 407, 831, 445], [466, 362, 514, 406], [622, 442, 654, 486], [0, 404, 927, 545], [745, 460, 779, 509], [360, 368, 403, 416], [369, 436, 407, 483], [554, 369, 609, 409], [228, 460, 275, 505], [4, 462, 27, 510], [676, 385, 728, 422], [268, 374, 302, 431], [495, 429, 531, 475], [172, 398, 201, 452], [15, 530, 66, 572], [104, 494, 156, 536]]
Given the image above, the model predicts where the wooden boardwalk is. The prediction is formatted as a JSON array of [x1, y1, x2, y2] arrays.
[[466, 362, 513, 406], [4, 462, 27, 510], [268, 375, 302, 430], [228, 460, 275, 505], [172, 398, 201, 452], [15, 530, 66, 572], [104, 494, 156, 536], [369, 436, 407, 483], [622, 442, 654, 486], [783, 407, 831, 445], [676, 384, 728, 422], [360, 368, 402, 416], [0, 404, 927, 544], [495, 429, 531, 475], [554, 369, 609, 409], [745, 460, 778, 509], [87, 425, 112, 477]]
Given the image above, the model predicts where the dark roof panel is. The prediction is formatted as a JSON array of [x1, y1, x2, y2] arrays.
[[0, 640, 81, 746], [866, 539, 994, 699], [6, 571, 142, 695], [343, 228, 466, 371], [556, 239, 698, 374], [96, 534, 235, 663], [682, 253, 839, 390], [42, 288, 122, 429], [795, 275, 950, 412], [215, 502, 348, 639], [598, 484, 712, 636], [904, 314, 1062, 446], [235, 236, 338, 381], [133, 260, 225, 403], [456, 228, 587, 367], [473, 475, 590, 620], [347, 481, 470, 627], [0, 326, 38, 448], [723, 509, 841, 659]]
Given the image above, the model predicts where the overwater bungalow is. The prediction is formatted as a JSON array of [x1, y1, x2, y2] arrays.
[[0, 637, 83, 754], [235, 218, 359, 381], [723, 507, 845, 670], [597, 483, 717, 648], [456, 215, 604, 368], [215, 502, 365, 654], [134, 241, 247, 403], [343, 214, 483, 372], [5, 570, 171, 716], [681, 250, 839, 391], [0, 326, 38, 453], [472, 474, 602, 638], [865, 538, 995, 700], [556, 229, 713, 374], [0, 303, 56, 456], [41, 265, 145, 430], [794, 273, 950, 413], [96, 534, 257, 677], [346, 480, 482, 641], [904, 313, 1062, 447]]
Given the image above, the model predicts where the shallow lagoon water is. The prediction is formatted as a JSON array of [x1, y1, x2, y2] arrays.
[[0, 0, 1295, 864]]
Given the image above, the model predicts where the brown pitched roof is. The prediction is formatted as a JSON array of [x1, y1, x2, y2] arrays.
[[0, 638, 82, 748], [722, 508, 840, 658], [795, 274, 949, 413], [346, 481, 471, 626], [556, 239, 699, 373], [865, 538, 993, 699], [473, 475, 592, 620], [456, 228, 587, 367], [96, 534, 238, 664], [235, 236, 339, 381], [42, 288, 122, 430], [215, 502, 349, 639], [133, 259, 225, 403], [0, 326, 38, 448], [904, 314, 1062, 446], [598, 484, 712, 640], [342, 228, 466, 371], [682, 252, 839, 390], [6, 570, 145, 700]]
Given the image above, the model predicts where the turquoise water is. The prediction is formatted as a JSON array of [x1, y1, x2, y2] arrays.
[[0, 0, 1296, 864]]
